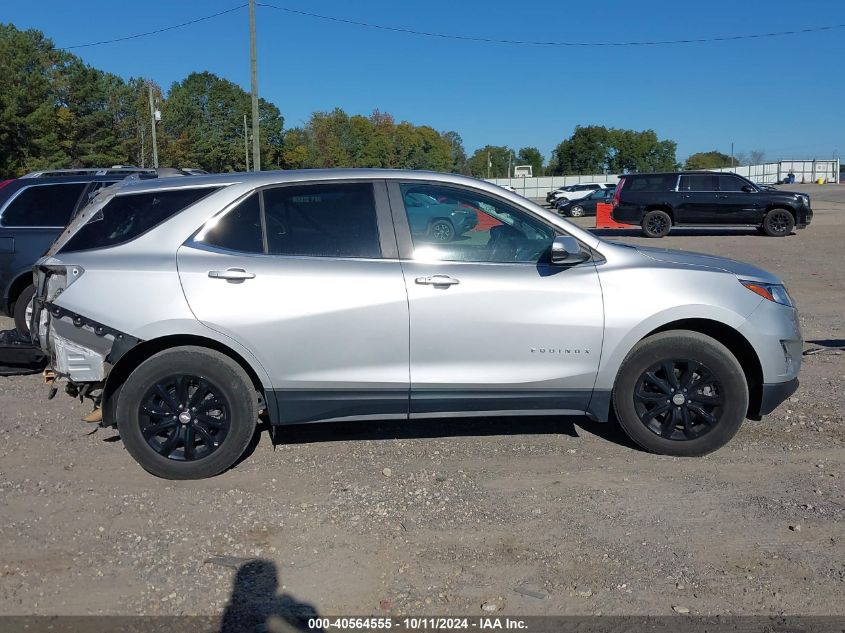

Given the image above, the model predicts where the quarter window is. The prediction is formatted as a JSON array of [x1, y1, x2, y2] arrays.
[[1, 183, 87, 227], [400, 183, 556, 264], [60, 187, 219, 253]]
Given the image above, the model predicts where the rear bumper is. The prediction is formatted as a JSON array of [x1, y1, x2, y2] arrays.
[[759, 378, 799, 415]]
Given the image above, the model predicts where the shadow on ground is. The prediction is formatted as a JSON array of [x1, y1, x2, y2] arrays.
[[264, 414, 642, 452], [220, 559, 322, 633], [589, 227, 769, 238]]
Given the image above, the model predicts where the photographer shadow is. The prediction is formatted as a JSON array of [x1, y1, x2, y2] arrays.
[[220, 559, 323, 633]]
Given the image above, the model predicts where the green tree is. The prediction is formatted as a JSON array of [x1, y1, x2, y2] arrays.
[[0, 24, 62, 175], [442, 131, 468, 174], [516, 147, 544, 177], [684, 151, 733, 170], [467, 145, 513, 178], [161, 71, 283, 172], [549, 125, 678, 175], [608, 129, 677, 173]]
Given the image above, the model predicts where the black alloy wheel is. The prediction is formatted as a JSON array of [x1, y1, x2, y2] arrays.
[[139, 374, 231, 461], [641, 209, 672, 238], [633, 359, 722, 440], [762, 209, 795, 237], [612, 330, 748, 456], [116, 346, 258, 479]]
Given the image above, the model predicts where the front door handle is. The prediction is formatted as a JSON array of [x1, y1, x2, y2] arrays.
[[208, 268, 255, 281], [415, 275, 460, 288], [716, 194, 729, 199], [681, 194, 692, 198]]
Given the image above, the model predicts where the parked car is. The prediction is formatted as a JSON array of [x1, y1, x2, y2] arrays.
[[546, 182, 613, 205], [0, 168, 186, 334], [404, 191, 478, 241], [32, 169, 801, 478], [556, 187, 614, 216], [611, 172, 812, 238]]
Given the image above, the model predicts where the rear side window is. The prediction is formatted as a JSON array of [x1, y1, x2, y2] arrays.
[[60, 187, 218, 253], [201, 193, 263, 254], [626, 175, 677, 192], [1, 183, 87, 227], [262, 183, 380, 258], [679, 174, 718, 191]]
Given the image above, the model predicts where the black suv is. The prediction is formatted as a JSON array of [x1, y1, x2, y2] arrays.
[[0, 168, 159, 333], [611, 172, 812, 238]]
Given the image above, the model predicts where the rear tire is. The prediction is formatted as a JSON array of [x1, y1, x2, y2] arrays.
[[641, 210, 672, 238], [13, 284, 35, 336], [429, 219, 455, 242], [116, 346, 258, 479], [761, 209, 795, 237], [612, 331, 748, 456]]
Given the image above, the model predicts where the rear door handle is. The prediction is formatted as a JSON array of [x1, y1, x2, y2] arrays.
[[208, 268, 255, 281], [415, 275, 460, 287]]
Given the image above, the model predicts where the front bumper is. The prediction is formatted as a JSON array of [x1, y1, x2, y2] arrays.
[[759, 378, 799, 415]]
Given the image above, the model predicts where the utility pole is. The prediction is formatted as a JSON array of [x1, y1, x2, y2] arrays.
[[249, 0, 261, 171], [148, 85, 159, 169], [243, 114, 250, 172], [487, 151, 491, 179], [730, 142, 735, 169]]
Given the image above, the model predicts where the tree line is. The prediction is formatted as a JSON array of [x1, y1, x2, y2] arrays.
[[5, 22, 761, 180]]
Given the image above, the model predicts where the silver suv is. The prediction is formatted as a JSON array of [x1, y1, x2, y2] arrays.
[[31, 170, 801, 479]]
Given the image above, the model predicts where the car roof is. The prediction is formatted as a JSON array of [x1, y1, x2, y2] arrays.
[[110, 168, 514, 197]]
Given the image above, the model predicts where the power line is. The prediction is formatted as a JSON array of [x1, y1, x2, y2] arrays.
[[60, 4, 247, 49], [257, 2, 845, 47], [54, 2, 845, 51]]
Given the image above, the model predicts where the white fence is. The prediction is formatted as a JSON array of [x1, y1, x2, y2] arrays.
[[488, 158, 840, 200], [487, 174, 620, 199], [709, 159, 839, 185]]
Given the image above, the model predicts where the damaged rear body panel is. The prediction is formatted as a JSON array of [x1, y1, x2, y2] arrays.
[[32, 262, 140, 385]]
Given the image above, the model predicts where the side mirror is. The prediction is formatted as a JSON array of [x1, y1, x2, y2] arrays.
[[742, 185, 755, 193], [551, 236, 589, 265]]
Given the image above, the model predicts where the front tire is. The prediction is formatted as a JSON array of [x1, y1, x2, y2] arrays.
[[13, 284, 35, 336], [612, 331, 748, 456], [641, 210, 672, 238], [116, 346, 258, 479], [569, 205, 585, 217], [761, 209, 795, 237]]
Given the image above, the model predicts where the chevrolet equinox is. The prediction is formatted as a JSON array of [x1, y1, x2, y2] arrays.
[[31, 170, 801, 479]]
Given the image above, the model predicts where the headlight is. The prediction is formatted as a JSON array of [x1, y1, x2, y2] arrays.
[[740, 280, 793, 307], [800, 194, 810, 206]]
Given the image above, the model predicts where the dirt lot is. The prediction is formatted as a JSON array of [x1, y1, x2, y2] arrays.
[[1, 186, 843, 621]]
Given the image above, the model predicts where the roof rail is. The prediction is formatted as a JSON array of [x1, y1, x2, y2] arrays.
[[20, 167, 157, 179]]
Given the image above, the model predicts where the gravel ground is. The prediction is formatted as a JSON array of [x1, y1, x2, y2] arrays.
[[0, 186, 843, 621]]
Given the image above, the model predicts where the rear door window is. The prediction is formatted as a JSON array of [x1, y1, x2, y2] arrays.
[[679, 175, 718, 191], [60, 187, 219, 253], [1, 183, 87, 227], [262, 183, 381, 258], [199, 193, 263, 254]]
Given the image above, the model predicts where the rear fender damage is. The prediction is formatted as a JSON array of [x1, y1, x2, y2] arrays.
[[42, 302, 141, 384]]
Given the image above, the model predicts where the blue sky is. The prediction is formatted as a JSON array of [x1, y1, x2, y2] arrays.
[[5, 0, 844, 163]]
